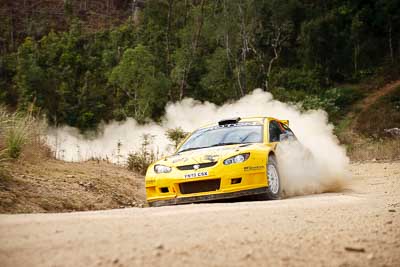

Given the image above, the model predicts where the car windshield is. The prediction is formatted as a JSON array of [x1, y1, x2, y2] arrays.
[[177, 124, 263, 153]]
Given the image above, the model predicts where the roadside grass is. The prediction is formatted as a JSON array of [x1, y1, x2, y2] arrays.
[[126, 128, 186, 175], [334, 81, 400, 162], [347, 138, 400, 161], [127, 134, 158, 175], [0, 106, 50, 173], [0, 148, 9, 179], [6, 116, 33, 159], [337, 115, 400, 162]]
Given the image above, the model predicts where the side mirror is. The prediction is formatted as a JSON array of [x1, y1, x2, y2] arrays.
[[279, 133, 295, 142]]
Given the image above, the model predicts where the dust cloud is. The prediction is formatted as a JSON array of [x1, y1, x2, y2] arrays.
[[47, 89, 350, 196]]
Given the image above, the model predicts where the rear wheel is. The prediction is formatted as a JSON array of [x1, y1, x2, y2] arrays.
[[264, 155, 281, 200]]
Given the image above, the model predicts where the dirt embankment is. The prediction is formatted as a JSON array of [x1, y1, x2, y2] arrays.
[[0, 162, 399, 267], [339, 80, 400, 161], [0, 159, 145, 213]]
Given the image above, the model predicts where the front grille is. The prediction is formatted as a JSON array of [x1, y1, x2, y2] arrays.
[[177, 162, 217, 170], [179, 179, 221, 194]]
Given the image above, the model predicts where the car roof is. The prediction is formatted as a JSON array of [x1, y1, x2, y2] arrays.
[[198, 116, 285, 130]]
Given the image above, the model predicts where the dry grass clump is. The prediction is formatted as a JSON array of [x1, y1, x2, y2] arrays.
[[348, 139, 400, 162], [0, 107, 51, 168], [165, 127, 189, 149], [342, 130, 400, 161], [337, 84, 400, 162], [127, 134, 158, 175], [127, 128, 189, 175]]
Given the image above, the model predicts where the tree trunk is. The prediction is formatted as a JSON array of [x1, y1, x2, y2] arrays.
[[237, 0, 247, 96], [10, 7, 15, 51], [266, 29, 281, 91], [166, 0, 174, 100], [179, 0, 206, 100], [166, 0, 174, 74], [354, 42, 359, 73], [222, 0, 240, 97], [388, 21, 394, 63]]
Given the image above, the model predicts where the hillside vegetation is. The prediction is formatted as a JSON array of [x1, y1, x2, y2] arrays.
[[339, 81, 400, 161], [1, 0, 399, 133]]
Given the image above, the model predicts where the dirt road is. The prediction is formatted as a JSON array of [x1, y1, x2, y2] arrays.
[[0, 160, 145, 213], [0, 162, 399, 267]]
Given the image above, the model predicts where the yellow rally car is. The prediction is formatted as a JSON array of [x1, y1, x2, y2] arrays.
[[145, 117, 296, 207]]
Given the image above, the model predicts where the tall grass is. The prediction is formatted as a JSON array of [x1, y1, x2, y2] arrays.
[[348, 138, 400, 162], [165, 127, 189, 149], [0, 106, 49, 165], [127, 134, 158, 175], [5, 116, 32, 158]]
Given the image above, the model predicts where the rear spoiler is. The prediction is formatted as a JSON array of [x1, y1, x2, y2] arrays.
[[218, 117, 241, 126], [280, 120, 289, 126]]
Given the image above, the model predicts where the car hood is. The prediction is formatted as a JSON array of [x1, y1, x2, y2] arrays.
[[161, 144, 257, 166]]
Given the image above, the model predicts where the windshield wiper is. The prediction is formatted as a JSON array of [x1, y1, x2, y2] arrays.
[[178, 146, 210, 153], [209, 142, 241, 147], [178, 142, 241, 153]]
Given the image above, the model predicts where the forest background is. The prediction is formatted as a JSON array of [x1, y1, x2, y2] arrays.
[[0, 0, 399, 141]]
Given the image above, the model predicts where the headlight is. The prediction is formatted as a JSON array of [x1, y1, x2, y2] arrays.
[[223, 153, 250, 165], [154, 164, 172, 173]]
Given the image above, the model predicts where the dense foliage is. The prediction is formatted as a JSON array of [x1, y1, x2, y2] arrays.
[[1, 0, 399, 130]]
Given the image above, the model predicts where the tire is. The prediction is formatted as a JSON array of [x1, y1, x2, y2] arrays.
[[264, 154, 281, 200]]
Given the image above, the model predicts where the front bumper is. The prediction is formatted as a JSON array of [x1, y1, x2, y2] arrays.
[[148, 187, 268, 207], [146, 150, 269, 206]]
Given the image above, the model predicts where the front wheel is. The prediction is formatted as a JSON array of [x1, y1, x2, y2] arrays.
[[264, 155, 281, 200]]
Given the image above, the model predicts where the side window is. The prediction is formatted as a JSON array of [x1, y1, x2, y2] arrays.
[[279, 123, 297, 141], [280, 123, 294, 135], [269, 121, 283, 142]]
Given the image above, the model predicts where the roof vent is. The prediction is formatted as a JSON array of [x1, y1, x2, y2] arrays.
[[218, 117, 241, 126]]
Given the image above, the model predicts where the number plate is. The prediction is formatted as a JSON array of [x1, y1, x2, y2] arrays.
[[184, 171, 209, 179]]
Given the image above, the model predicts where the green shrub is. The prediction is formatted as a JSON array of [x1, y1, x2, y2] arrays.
[[387, 86, 400, 111], [270, 87, 308, 103], [270, 87, 338, 114], [6, 128, 27, 159], [270, 68, 322, 93], [127, 134, 158, 175], [165, 127, 189, 149], [301, 94, 338, 114], [271, 86, 363, 121], [0, 106, 46, 161], [324, 87, 363, 110], [5, 113, 37, 159]]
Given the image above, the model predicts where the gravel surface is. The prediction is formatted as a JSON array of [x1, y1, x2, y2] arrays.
[[0, 160, 145, 213], [0, 162, 399, 267]]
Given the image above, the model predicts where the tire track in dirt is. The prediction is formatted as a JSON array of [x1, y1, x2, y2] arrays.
[[0, 162, 399, 267]]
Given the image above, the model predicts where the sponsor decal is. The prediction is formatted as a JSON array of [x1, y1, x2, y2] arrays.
[[146, 178, 156, 185], [184, 171, 209, 179], [244, 166, 264, 171], [203, 154, 219, 162], [169, 156, 188, 163]]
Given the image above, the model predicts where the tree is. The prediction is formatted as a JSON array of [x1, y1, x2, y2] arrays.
[[300, 11, 351, 84], [376, 0, 400, 63], [200, 48, 235, 104], [260, 0, 297, 90], [171, 0, 206, 100], [165, 127, 188, 148], [15, 38, 51, 114], [109, 45, 169, 122]]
